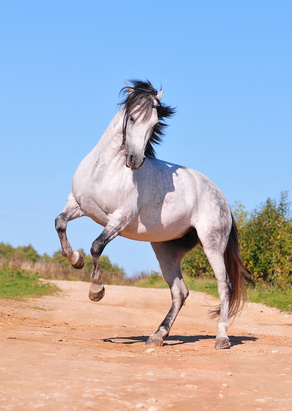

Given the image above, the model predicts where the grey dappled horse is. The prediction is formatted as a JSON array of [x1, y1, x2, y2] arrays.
[[55, 80, 248, 349]]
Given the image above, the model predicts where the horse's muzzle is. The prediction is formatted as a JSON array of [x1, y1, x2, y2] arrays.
[[126, 154, 145, 171]]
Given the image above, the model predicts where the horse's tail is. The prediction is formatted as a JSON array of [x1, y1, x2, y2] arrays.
[[212, 215, 250, 319]]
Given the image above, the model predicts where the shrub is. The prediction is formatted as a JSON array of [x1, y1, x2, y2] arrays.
[[182, 192, 292, 286], [181, 245, 213, 278], [0, 244, 126, 283], [237, 191, 292, 285]]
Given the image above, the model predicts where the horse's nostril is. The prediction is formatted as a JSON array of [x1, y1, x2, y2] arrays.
[[126, 153, 145, 170]]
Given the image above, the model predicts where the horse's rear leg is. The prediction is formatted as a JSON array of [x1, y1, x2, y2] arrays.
[[55, 193, 85, 268], [203, 248, 232, 349], [147, 235, 197, 346]]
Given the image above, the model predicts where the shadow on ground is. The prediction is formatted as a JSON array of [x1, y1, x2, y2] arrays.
[[101, 334, 257, 348]]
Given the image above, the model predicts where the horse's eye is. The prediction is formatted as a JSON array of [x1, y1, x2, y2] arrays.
[[129, 116, 135, 123]]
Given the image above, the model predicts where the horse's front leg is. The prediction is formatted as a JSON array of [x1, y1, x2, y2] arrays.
[[88, 214, 130, 302], [55, 193, 85, 268]]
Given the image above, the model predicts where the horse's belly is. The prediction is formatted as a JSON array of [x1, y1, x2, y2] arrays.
[[120, 218, 190, 242]]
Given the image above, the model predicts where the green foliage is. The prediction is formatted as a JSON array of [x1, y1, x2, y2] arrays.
[[232, 200, 248, 230], [181, 191, 292, 288], [247, 283, 292, 313], [236, 191, 292, 285], [132, 274, 291, 313], [0, 243, 15, 260], [0, 243, 125, 283], [184, 276, 219, 298], [52, 248, 125, 278], [132, 271, 168, 288], [16, 244, 41, 262], [0, 267, 59, 300], [181, 245, 213, 278], [132, 273, 219, 297], [99, 255, 125, 277], [0, 242, 40, 263], [52, 249, 72, 266]]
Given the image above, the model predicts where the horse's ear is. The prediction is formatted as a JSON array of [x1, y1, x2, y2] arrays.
[[125, 82, 134, 95], [156, 90, 163, 101]]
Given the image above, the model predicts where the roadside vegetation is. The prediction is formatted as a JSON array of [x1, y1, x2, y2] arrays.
[[182, 191, 292, 313], [0, 266, 59, 300], [0, 242, 131, 300], [0, 192, 291, 312], [136, 272, 292, 314]]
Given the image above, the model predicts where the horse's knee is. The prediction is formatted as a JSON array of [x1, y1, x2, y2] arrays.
[[171, 277, 189, 304], [90, 237, 106, 258], [55, 213, 67, 232]]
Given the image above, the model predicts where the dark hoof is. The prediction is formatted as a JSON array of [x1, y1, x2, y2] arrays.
[[146, 334, 163, 347], [72, 251, 85, 269], [89, 282, 105, 302], [215, 337, 230, 350]]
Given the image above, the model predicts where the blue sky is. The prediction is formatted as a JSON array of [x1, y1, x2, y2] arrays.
[[1, 1, 291, 276]]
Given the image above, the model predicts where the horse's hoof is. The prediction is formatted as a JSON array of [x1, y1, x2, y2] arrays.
[[146, 334, 163, 346], [214, 337, 230, 350], [89, 282, 105, 302], [72, 251, 85, 269]]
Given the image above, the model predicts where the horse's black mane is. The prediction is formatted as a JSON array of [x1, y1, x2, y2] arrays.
[[119, 80, 175, 158]]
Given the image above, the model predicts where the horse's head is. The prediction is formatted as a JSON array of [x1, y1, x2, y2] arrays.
[[120, 80, 175, 171]]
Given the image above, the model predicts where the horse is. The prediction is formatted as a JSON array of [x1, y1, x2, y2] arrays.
[[55, 80, 248, 349]]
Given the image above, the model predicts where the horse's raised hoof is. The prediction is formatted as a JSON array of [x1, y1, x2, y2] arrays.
[[71, 251, 85, 269], [146, 334, 163, 347], [89, 282, 105, 302], [215, 337, 230, 350]]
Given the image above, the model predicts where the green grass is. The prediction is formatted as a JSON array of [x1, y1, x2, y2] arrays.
[[133, 273, 292, 314], [1, 266, 291, 314], [133, 273, 219, 296], [0, 267, 59, 300], [247, 283, 292, 313], [133, 272, 169, 289]]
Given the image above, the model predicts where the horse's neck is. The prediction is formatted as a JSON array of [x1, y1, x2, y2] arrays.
[[96, 109, 124, 156]]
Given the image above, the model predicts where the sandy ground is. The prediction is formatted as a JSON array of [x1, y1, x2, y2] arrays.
[[0, 280, 291, 411]]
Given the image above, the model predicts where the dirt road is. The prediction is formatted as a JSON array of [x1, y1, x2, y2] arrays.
[[0, 281, 291, 410]]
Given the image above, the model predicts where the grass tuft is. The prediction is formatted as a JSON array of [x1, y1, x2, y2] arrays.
[[247, 283, 292, 313], [0, 267, 59, 300]]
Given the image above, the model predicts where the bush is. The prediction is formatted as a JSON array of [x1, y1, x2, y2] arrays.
[[181, 245, 213, 278], [0, 243, 40, 263], [182, 192, 292, 286], [237, 191, 292, 285], [0, 267, 59, 300], [0, 243, 126, 283]]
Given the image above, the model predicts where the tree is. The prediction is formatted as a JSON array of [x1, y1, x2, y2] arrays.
[[52, 249, 125, 277], [0, 243, 15, 260], [181, 245, 213, 278], [182, 192, 292, 286], [238, 191, 292, 285], [16, 244, 40, 263]]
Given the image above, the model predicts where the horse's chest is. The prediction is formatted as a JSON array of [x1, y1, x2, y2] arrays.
[[74, 177, 135, 221]]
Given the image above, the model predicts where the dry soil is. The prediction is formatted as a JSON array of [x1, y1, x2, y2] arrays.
[[0, 280, 291, 410]]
